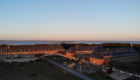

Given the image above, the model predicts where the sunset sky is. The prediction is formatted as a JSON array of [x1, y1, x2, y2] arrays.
[[0, 0, 140, 41]]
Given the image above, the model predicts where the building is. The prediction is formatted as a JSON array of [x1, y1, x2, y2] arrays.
[[0, 44, 65, 59], [65, 46, 104, 59], [64, 46, 140, 67], [90, 48, 140, 66]]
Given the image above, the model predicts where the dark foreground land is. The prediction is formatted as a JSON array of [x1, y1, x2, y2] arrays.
[[0, 60, 83, 80]]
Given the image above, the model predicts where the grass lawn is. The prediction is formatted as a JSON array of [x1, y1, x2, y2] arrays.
[[0, 60, 83, 80], [53, 58, 70, 64]]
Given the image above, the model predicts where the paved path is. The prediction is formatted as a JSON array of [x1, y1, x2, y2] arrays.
[[3, 57, 39, 62], [109, 71, 131, 80], [46, 58, 93, 80]]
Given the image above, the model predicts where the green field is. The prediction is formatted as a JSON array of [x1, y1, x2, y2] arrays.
[[0, 60, 82, 80]]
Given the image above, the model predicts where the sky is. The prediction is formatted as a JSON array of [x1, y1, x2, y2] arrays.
[[0, 0, 140, 41]]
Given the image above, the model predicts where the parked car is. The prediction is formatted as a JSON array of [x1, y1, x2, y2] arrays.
[[134, 74, 138, 77], [120, 70, 124, 73], [129, 73, 133, 76], [106, 67, 110, 69], [112, 68, 115, 71]]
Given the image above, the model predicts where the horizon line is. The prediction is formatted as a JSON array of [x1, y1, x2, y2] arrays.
[[0, 40, 140, 42]]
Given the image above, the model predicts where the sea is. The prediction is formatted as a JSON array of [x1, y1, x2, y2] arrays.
[[0, 41, 140, 45]]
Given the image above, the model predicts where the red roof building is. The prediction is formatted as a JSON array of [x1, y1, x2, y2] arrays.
[[0, 44, 65, 59]]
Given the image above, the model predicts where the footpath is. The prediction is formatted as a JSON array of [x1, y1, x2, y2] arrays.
[[46, 58, 93, 80]]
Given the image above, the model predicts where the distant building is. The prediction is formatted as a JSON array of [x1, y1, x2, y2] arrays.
[[90, 48, 140, 66], [66, 46, 104, 59], [62, 46, 140, 67], [1, 44, 139, 68], [0, 44, 65, 59]]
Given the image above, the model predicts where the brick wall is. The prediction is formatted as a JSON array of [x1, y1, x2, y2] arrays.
[[89, 57, 107, 66], [66, 52, 75, 59], [0, 50, 60, 59]]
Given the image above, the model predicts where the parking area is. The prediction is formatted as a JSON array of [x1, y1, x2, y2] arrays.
[[109, 71, 132, 80]]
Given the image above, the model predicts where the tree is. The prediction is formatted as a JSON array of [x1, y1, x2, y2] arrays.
[[60, 42, 65, 44]]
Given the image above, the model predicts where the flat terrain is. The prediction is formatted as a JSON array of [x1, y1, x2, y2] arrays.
[[108, 71, 131, 80], [52, 58, 115, 80], [0, 60, 82, 80]]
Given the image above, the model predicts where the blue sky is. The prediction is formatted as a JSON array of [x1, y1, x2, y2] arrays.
[[0, 0, 140, 41]]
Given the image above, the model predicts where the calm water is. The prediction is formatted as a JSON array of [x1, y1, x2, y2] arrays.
[[0, 41, 58, 45], [72, 41, 140, 44], [0, 41, 140, 45]]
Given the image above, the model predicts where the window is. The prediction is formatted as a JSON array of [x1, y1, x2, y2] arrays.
[[6, 53, 7, 57], [8, 53, 10, 57]]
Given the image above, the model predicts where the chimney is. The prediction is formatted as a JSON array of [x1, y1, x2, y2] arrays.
[[7, 45, 10, 49], [131, 43, 133, 48], [76, 46, 78, 49]]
